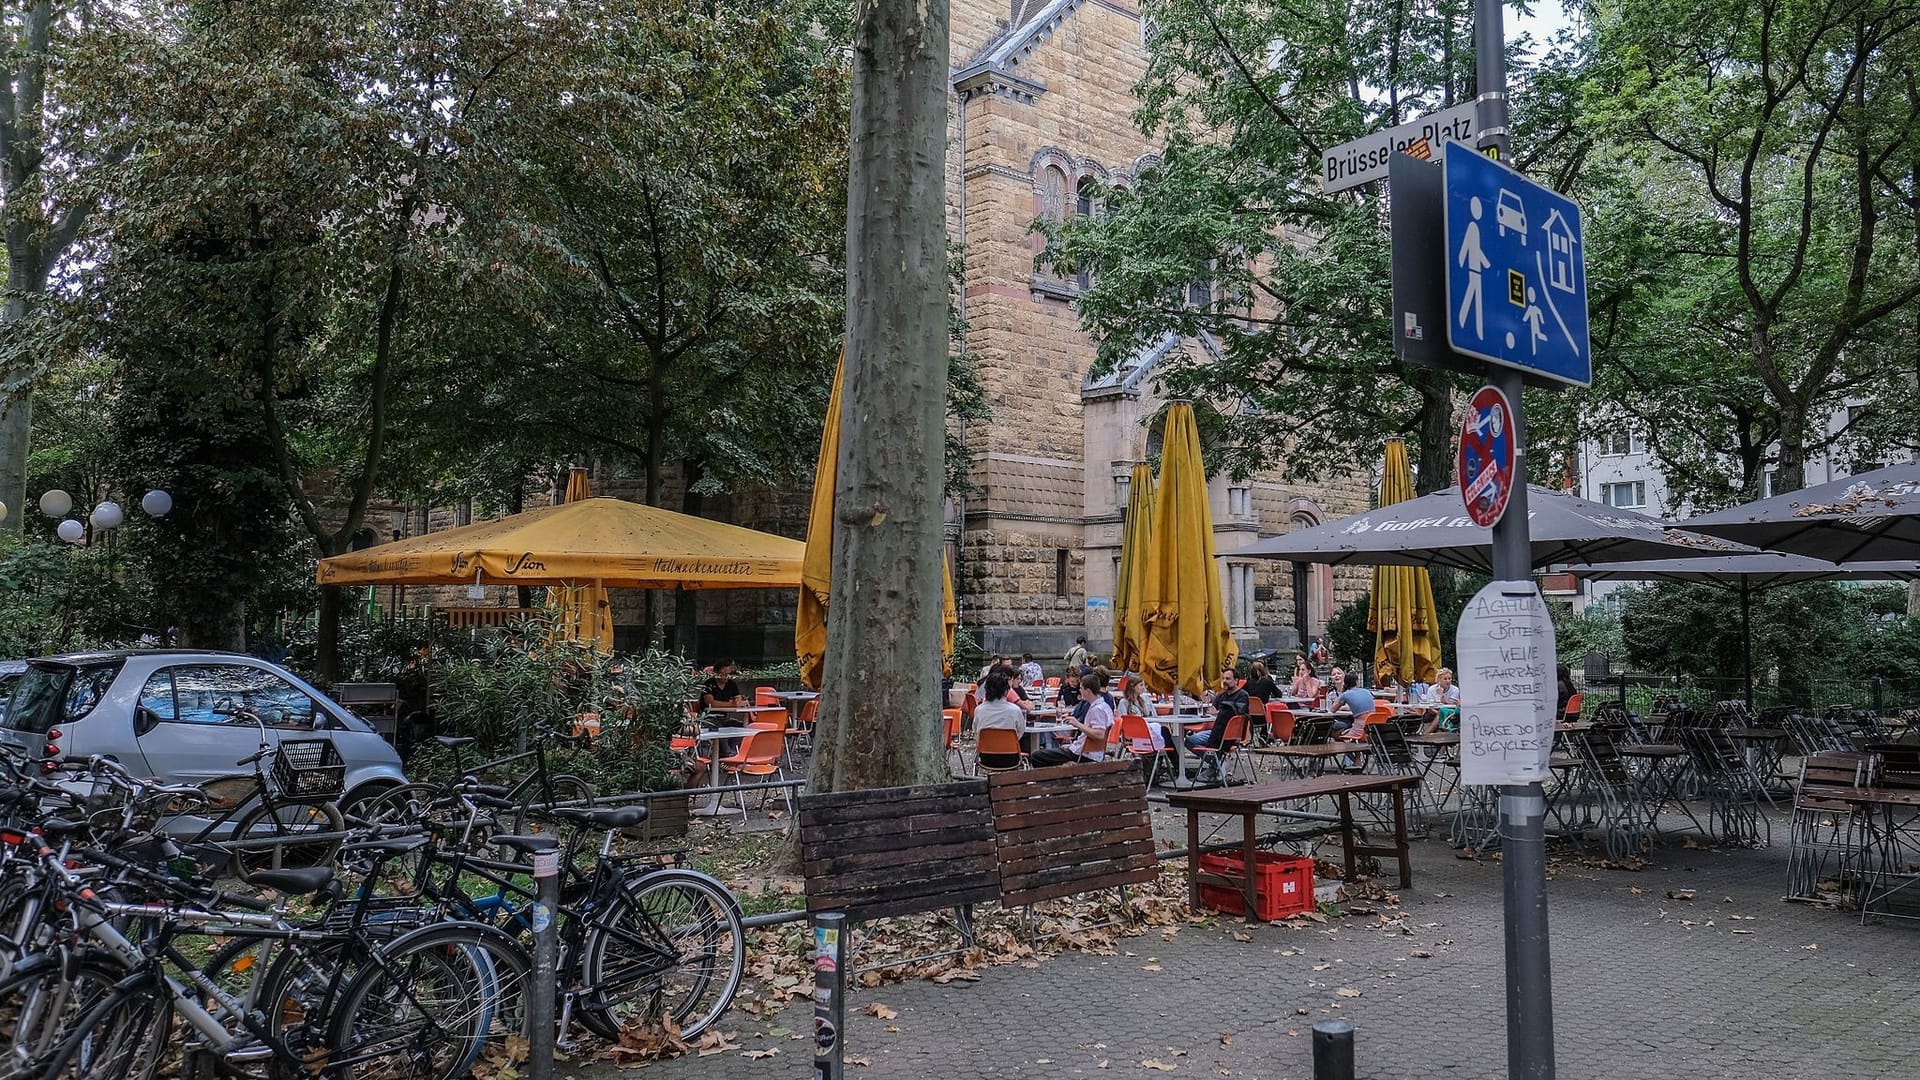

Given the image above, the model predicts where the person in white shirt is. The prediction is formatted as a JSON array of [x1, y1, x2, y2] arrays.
[[973, 672, 1028, 769], [1018, 654, 1043, 689], [1032, 671, 1113, 765]]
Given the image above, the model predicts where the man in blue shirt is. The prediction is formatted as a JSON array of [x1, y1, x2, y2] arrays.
[[1331, 671, 1375, 737]]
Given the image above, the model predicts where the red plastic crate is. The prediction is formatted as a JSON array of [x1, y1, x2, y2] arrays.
[[1196, 851, 1316, 921]]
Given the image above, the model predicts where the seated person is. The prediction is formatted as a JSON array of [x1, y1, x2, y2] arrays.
[[1288, 655, 1322, 701], [1330, 671, 1375, 738], [1243, 661, 1280, 706], [700, 659, 743, 711], [972, 672, 1027, 769], [1115, 674, 1174, 778], [1032, 671, 1114, 766], [1418, 667, 1462, 733], [1055, 670, 1082, 708], [1320, 665, 1346, 710], [1186, 667, 1250, 782], [1018, 654, 1043, 689]]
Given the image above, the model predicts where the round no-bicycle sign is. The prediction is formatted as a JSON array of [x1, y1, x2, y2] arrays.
[[1457, 384, 1516, 527]]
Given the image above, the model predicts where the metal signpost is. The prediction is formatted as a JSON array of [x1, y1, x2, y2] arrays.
[[1465, 4, 1559, 1078]]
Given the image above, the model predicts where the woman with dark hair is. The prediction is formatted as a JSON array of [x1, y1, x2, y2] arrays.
[[1556, 665, 1578, 719], [973, 672, 1027, 771], [1243, 661, 1280, 705]]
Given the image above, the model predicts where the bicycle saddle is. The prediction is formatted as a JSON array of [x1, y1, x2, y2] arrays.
[[549, 805, 649, 829], [246, 866, 336, 897], [434, 735, 476, 749], [491, 833, 559, 856]]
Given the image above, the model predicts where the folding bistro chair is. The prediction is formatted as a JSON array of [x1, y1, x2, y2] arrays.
[[974, 727, 1026, 775]]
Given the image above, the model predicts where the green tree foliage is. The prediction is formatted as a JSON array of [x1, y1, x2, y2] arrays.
[[1536, 0, 1920, 504], [1039, 0, 1569, 492], [1617, 581, 1914, 691]]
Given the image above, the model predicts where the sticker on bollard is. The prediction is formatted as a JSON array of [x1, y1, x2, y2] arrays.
[[530, 902, 552, 933], [813, 913, 847, 1080], [532, 850, 560, 878]]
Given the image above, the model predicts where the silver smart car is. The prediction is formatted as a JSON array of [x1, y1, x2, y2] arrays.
[[0, 650, 407, 812]]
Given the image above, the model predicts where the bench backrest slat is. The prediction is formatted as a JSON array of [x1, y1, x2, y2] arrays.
[[798, 778, 998, 920], [989, 761, 1157, 907]]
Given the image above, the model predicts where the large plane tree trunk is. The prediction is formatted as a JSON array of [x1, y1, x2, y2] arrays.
[[808, 0, 952, 794]]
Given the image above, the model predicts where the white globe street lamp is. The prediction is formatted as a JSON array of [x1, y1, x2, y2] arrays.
[[39, 489, 73, 518], [142, 490, 173, 517], [56, 519, 85, 544], [90, 501, 125, 531]]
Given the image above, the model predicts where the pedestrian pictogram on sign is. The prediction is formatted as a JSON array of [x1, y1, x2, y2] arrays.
[[1457, 385, 1516, 527]]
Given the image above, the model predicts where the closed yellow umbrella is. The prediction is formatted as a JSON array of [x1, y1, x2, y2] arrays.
[[796, 357, 843, 690], [1112, 463, 1154, 673], [1369, 439, 1443, 684], [1139, 403, 1237, 697], [315, 499, 804, 589], [797, 353, 956, 688], [551, 467, 613, 652]]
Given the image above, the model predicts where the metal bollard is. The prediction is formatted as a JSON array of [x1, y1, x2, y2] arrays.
[[528, 845, 562, 1080], [812, 911, 848, 1080], [1312, 1019, 1355, 1080]]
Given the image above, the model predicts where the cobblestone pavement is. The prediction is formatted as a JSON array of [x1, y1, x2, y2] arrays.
[[577, 802, 1917, 1080]]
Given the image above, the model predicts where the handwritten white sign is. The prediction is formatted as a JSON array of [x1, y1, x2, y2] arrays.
[[1456, 580, 1557, 785]]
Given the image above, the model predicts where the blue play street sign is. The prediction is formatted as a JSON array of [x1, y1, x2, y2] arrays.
[[1442, 141, 1590, 386]]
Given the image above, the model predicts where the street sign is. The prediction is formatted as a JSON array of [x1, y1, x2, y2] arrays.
[[1457, 385, 1515, 527], [1322, 102, 1478, 193], [1455, 579, 1557, 785], [1442, 140, 1590, 386], [1389, 151, 1452, 370]]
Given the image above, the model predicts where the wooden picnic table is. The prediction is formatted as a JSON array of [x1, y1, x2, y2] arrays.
[[1167, 773, 1419, 918]]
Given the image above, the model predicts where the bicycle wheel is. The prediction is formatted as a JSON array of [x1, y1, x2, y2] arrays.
[[326, 921, 530, 1080], [231, 799, 346, 875], [510, 774, 594, 836], [41, 975, 174, 1080], [357, 783, 461, 829], [0, 952, 128, 1080], [575, 868, 744, 1040]]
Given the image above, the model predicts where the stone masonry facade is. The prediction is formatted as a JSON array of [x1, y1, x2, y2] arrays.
[[948, 0, 1371, 658]]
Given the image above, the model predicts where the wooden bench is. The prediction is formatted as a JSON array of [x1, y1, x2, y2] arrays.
[[1168, 773, 1419, 919], [987, 761, 1157, 917], [798, 779, 1000, 964]]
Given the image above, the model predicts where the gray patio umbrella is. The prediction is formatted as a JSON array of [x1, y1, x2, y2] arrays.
[[1236, 484, 1743, 574], [1571, 552, 1920, 705], [1684, 462, 1920, 562]]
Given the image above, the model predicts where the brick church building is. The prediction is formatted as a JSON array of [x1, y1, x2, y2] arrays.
[[942, 0, 1368, 658]]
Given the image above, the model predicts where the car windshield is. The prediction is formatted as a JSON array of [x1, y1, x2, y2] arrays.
[[2, 661, 124, 735]]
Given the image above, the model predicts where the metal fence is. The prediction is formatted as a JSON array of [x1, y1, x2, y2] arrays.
[[1581, 673, 1920, 715]]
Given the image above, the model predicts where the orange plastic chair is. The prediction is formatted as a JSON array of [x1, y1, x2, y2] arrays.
[[754, 686, 779, 708], [719, 727, 791, 816], [974, 727, 1026, 774], [1266, 703, 1297, 744], [1190, 714, 1250, 782], [942, 708, 965, 774], [1245, 696, 1266, 741], [1337, 706, 1394, 742], [1114, 714, 1169, 787], [1563, 693, 1584, 724]]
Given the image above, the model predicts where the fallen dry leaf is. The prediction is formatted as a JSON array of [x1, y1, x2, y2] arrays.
[[1667, 889, 1696, 901], [742, 1048, 779, 1060], [863, 1004, 897, 1020], [846, 1055, 873, 1067], [931, 968, 982, 984], [1335, 987, 1362, 998], [1141, 1059, 1177, 1072]]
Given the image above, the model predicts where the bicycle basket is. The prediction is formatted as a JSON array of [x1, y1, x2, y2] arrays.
[[271, 739, 346, 798]]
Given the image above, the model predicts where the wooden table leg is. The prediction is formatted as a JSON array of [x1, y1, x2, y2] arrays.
[[1242, 810, 1259, 920], [1186, 807, 1201, 909], [1392, 784, 1413, 887], [1339, 791, 1357, 885]]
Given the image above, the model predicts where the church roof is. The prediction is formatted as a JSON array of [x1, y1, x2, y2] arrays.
[[1082, 331, 1224, 399], [954, 0, 1134, 100]]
